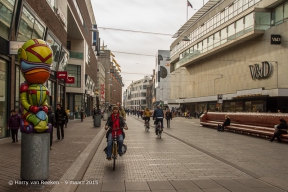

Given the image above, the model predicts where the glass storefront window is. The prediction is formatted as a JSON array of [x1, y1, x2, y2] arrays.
[[46, 80, 55, 108], [32, 20, 45, 39], [17, 6, 45, 41], [197, 42, 202, 54], [66, 64, 81, 87], [74, 95, 83, 119], [227, 23, 235, 41], [202, 38, 208, 53], [0, 0, 15, 39], [220, 28, 227, 45], [244, 13, 254, 33], [46, 33, 61, 71], [207, 35, 213, 51], [214, 31, 220, 48], [273, 5, 283, 25], [245, 100, 263, 112], [284, 2, 288, 19], [235, 18, 244, 38], [58, 48, 69, 71], [0, 59, 7, 138], [255, 12, 271, 30], [15, 66, 25, 111]]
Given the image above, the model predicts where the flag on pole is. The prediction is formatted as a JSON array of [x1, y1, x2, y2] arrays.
[[187, 0, 193, 8]]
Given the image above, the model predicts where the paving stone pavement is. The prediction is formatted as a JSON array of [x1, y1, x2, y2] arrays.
[[1, 115, 288, 192], [0, 117, 103, 192], [75, 116, 287, 192]]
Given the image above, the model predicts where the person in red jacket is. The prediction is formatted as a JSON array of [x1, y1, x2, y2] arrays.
[[105, 105, 128, 160], [7, 109, 21, 143]]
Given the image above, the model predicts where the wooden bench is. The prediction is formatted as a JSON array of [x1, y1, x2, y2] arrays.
[[200, 112, 288, 142]]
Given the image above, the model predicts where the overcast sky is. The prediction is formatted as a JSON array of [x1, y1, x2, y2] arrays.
[[91, 0, 209, 93]]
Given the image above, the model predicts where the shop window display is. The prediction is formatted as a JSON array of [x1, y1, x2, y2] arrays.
[[0, 60, 7, 138]]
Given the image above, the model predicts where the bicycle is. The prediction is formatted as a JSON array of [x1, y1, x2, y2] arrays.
[[144, 117, 150, 132], [110, 124, 128, 171], [155, 118, 163, 139], [111, 127, 118, 171]]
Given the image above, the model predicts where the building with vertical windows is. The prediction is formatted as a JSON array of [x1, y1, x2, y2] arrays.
[[125, 76, 151, 110], [97, 49, 124, 108], [65, 0, 99, 118], [0, 0, 100, 138], [155, 50, 170, 108], [0, 0, 68, 139], [169, 0, 288, 113]]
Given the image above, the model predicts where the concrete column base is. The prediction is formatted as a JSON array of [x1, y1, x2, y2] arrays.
[[21, 133, 50, 181]]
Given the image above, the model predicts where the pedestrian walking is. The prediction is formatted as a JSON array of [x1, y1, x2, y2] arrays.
[[80, 107, 85, 122], [7, 109, 21, 143], [165, 109, 172, 128], [55, 104, 67, 140], [47, 107, 56, 149]]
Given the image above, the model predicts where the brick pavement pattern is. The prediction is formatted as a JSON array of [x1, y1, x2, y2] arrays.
[[0, 117, 102, 192], [1, 115, 288, 192]]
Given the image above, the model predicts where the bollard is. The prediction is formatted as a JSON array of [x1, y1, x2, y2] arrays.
[[94, 114, 101, 127], [21, 133, 50, 181]]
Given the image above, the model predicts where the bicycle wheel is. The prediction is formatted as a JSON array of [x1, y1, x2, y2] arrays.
[[157, 122, 162, 138], [112, 143, 117, 171]]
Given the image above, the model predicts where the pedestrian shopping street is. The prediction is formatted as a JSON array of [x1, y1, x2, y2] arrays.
[[1, 116, 288, 192]]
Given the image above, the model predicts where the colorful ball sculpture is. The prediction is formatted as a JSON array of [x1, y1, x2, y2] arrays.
[[18, 39, 53, 133]]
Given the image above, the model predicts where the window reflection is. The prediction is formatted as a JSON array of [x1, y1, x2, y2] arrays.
[[17, 6, 45, 41], [46, 34, 61, 70], [0, 0, 15, 39], [58, 48, 69, 71]]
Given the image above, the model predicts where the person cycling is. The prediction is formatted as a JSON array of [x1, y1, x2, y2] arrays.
[[143, 108, 151, 127], [153, 105, 164, 135], [105, 105, 128, 160]]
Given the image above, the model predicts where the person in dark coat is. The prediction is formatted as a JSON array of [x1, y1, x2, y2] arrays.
[[104, 105, 128, 160], [165, 109, 172, 128], [47, 107, 56, 149], [80, 107, 85, 122], [55, 104, 67, 141], [270, 118, 288, 143], [7, 109, 21, 143], [219, 115, 230, 132]]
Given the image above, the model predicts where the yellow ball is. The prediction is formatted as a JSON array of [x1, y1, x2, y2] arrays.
[[19, 39, 53, 64]]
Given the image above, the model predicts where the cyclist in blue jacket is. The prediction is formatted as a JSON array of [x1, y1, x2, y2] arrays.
[[153, 105, 164, 135]]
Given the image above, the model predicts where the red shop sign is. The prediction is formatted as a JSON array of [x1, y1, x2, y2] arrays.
[[57, 71, 68, 79]]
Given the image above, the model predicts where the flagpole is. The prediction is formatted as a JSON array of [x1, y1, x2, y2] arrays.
[[186, 0, 188, 21]]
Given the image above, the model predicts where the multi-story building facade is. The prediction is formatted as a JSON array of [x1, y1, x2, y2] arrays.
[[66, 0, 99, 118], [169, 0, 288, 113], [96, 61, 105, 107], [125, 76, 151, 110], [97, 49, 123, 107], [0, 0, 69, 139], [0, 0, 100, 138], [146, 70, 154, 109], [155, 50, 170, 108]]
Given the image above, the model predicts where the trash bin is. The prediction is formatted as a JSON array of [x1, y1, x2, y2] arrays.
[[94, 114, 101, 127]]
